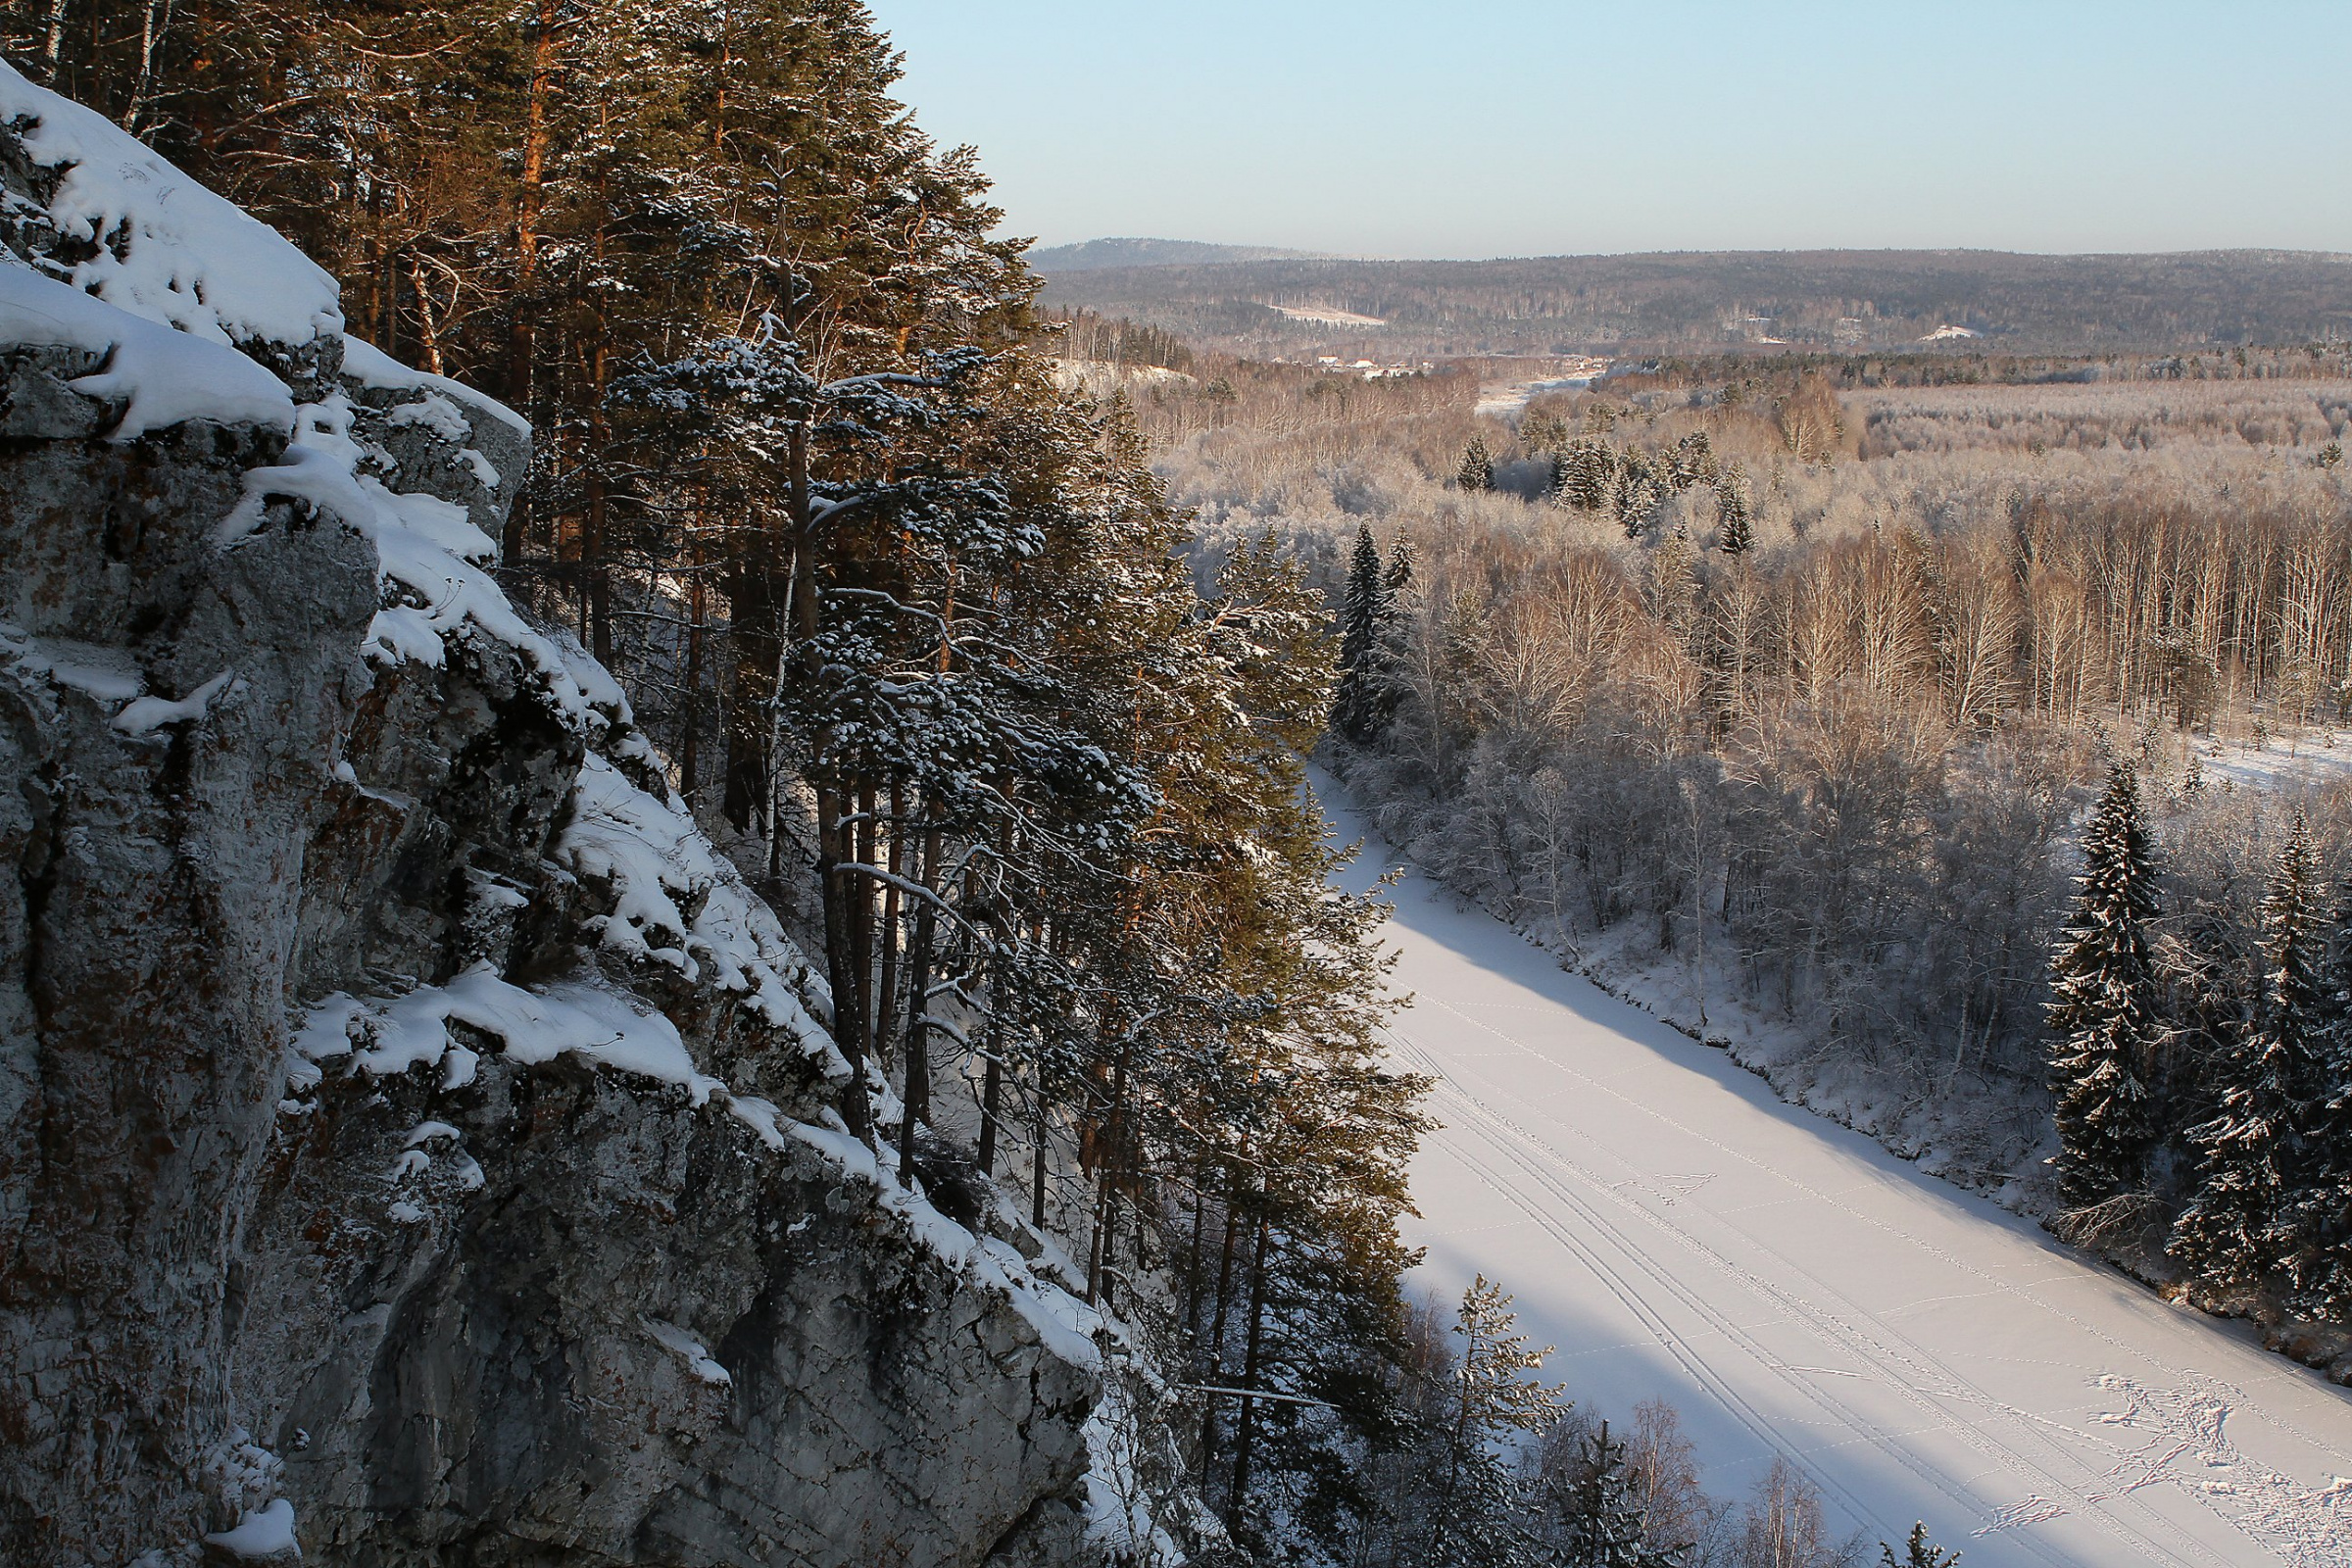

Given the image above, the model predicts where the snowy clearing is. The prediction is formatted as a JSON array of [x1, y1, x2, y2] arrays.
[[1050, 359, 1199, 398], [1263, 302, 1387, 326], [1318, 773, 2352, 1568], [1477, 363, 1611, 418], [2188, 730, 2352, 795]]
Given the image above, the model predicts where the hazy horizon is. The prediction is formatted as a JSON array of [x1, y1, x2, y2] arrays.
[[1029, 235, 2352, 266], [868, 0, 2352, 259]]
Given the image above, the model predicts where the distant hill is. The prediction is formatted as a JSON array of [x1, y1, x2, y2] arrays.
[[1026, 237, 1327, 273], [1036, 248, 2352, 356]]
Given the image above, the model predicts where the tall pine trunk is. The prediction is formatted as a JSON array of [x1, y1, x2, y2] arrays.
[[1032, 1098, 1052, 1228], [875, 778, 906, 1069], [851, 778, 878, 1067], [502, 0, 557, 565], [977, 1004, 1004, 1176], [898, 810, 944, 1169], [1228, 1215, 1272, 1516], [775, 416, 871, 1145], [1199, 1160, 1243, 1479]]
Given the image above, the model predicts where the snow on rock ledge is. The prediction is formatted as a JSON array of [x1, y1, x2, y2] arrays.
[[558, 750, 840, 1056], [0, 58, 341, 353], [0, 262, 298, 436]]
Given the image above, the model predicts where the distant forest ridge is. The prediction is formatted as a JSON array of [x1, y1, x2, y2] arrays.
[[1036, 246, 2352, 355], [1025, 236, 1331, 272]]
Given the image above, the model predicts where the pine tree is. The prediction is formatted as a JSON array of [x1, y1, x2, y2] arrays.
[[2173, 812, 2327, 1298], [2046, 761, 2162, 1211], [40, 24, 1444, 1538], [1880, 1522, 1961, 1568], [1458, 437, 1495, 493], [1549, 1420, 1690, 1567], [1715, 464, 1754, 558], [1333, 525, 1393, 743]]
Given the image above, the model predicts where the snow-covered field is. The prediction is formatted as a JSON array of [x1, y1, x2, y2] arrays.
[[1050, 359, 1198, 398], [2189, 730, 2352, 794], [1264, 302, 1387, 326], [1476, 362, 1610, 416], [1319, 777, 2352, 1567]]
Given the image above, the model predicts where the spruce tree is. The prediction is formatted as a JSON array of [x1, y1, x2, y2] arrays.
[[1386, 536, 1418, 600], [1666, 431, 1715, 491], [1522, 411, 1572, 454], [1881, 1522, 1961, 1568], [1614, 450, 1661, 539], [1646, 528, 1701, 642], [2046, 761, 2161, 1211], [2174, 812, 2327, 1297], [1561, 438, 1618, 513], [1419, 1277, 1565, 1568], [1715, 464, 1754, 558], [1332, 525, 1392, 743], [1458, 437, 1495, 493], [1342, 535, 1416, 742], [1451, 1275, 1567, 1450], [2287, 878, 2352, 1317], [1550, 1420, 1690, 1567]]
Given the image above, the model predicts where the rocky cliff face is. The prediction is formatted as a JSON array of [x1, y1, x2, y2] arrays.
[[0, 64, 1108, 1568]]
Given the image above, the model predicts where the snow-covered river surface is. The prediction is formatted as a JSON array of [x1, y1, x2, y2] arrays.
[[1320, 779, 2352, 1567]]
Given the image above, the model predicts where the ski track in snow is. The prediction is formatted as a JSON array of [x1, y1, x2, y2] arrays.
[[1316, 772, 2352, 1567]]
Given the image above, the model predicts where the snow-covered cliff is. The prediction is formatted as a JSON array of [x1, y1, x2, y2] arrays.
[[0, 63, 1108, 1567]]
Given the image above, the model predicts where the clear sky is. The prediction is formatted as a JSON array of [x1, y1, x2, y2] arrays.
[[863, 1, 2352, 259]]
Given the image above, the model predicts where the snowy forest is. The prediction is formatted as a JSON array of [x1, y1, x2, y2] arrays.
[[6, 4, 2350, 1568], [1139, 335, 2352, 1340], [1037, 250, 2352, 357]]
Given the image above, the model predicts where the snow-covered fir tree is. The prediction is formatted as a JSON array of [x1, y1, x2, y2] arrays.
[[1334, 524, 1394, 743], [1542, 1420, 1691, 1568], [2285, 875, 2352, 1317], [1614, 449, 1662, 539], [2046, 760, 2162, 1212], [1358, 1278, 1568, 1567], [1880, 1521, 1962, 1568], [1715, 463, 1754, 557], [2173, 812, 2328, 1298], [1645, 528, 1701, 642], [1557, 438, 1618, 513], [1665, 430, 1716, 490], [1427, 1276, 1566, 1564], [1458, 436, 1495, 492]]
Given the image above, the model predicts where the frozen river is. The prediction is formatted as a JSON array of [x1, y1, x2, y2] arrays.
[[1320, 776, 2352, 1567]]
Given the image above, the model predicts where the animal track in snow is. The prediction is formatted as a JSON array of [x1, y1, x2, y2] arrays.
[[1978, 1375, 2352, 1566], [1653, 1172, 1714, 1202]]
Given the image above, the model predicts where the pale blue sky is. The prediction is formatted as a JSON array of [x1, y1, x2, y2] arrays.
[[864, 1, 2351, 258]]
